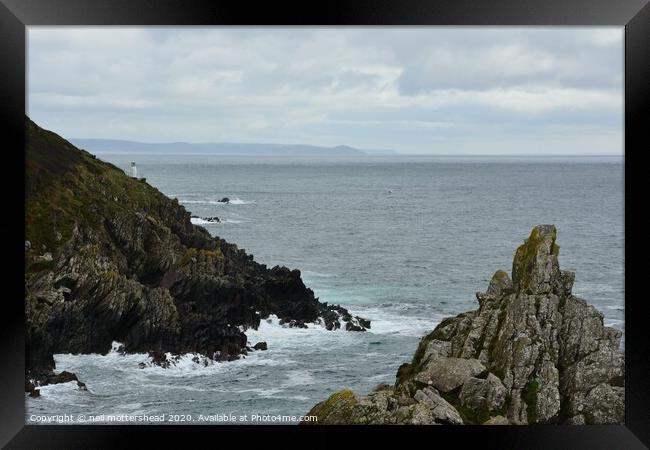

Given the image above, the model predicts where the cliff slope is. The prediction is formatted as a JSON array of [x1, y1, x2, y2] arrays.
[[304, 225, 623, 425], [25, 118, 368, 390]]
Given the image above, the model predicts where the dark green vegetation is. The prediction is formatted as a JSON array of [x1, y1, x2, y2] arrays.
[[25, 117, 368, 393], [439, 390, 508, 425], [26, 118, 179, 265], [522, 379, 540, 423]]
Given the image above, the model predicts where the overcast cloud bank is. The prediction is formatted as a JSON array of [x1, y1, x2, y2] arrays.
[[28, 27, 623, 155]]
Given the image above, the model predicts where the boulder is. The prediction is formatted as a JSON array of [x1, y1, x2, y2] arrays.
[[413, 388, 464, 424], [458, 373, 507, 412], [48, 371, 78, 384], [414, 358, 487, 392], [253, 342, 268, 351]]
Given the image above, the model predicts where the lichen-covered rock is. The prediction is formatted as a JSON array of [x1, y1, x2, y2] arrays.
[[304, 385, 464, 425], [306, 389, 363, 424], [486, 270, 512, 297], [25, 118, 370, 391], [483, 415, 509, 425], [511, 224, 561, 295], [459, 373, 507, 413], [305, 225, 624, 425], [414, 358, 487, 393], [413, 388, 463, 424]]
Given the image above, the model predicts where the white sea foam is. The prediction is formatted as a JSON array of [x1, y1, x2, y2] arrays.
[[246, 305, 438, 341], [190, 217, 220, 225], [181, 197, 255, 206], [45, 310, 433, 404], [226, 197, 254, 205], [49, 316, 362, 382], [53, 346, 295, 382], [605, 319, 624, 328], [35, 379, 80, 395], [118, 402, 144, 411], [246, 315, 339, 340], [281, 369, 315, 387], [49, 307, 435, 389], [111, 341, 124, 353], [234, 387, 284, 398], [244, 308, 436, 356], [301, 270, 335, 278], [205, 197, 255, 205], [190, 217, 243, 225], [605, 305, 624, 311], [354, 306, 441, 337]]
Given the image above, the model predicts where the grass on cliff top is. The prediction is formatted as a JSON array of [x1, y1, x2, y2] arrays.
[[25, 117, 179, 263]]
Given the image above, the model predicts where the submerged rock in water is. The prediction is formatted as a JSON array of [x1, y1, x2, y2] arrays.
[[304, 225, 624, 425], [26, 368, 86, 397], [252, 341, 268, 351], [191, 215, 221, 223], [49, 371, 78, 384], [25, 118, 370, 389]]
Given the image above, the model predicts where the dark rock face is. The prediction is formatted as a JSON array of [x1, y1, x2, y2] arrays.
[[25, 118, 369, 392], [304, 225, 623, 425]]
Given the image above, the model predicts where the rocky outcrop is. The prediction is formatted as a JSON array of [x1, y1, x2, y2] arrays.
[[304, 225, 623, 425], [191, 215, 221, 223], [25, 118, 369, 392]]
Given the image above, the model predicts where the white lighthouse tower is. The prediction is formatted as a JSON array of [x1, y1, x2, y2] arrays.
[[129, 161, 138, 178]]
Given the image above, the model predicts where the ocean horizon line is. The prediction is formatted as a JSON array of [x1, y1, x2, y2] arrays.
[[91, 151, 624, 158]]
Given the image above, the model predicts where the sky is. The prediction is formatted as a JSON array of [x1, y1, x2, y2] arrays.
[[27, 27, 623, 155]]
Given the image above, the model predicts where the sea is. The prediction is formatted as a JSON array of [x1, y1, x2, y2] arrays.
[[26, 154, 624, 424]]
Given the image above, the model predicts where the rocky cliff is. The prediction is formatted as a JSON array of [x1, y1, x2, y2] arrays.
[[25, 118, 369, 393], [304, 225, 624, 425]]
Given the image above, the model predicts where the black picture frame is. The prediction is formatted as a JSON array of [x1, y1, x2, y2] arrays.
[[2, 0, 649, 448]]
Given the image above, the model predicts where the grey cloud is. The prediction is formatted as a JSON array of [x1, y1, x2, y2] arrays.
[[27, 27, 622, 154]]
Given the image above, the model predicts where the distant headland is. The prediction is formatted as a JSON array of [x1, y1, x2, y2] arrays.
[[70, 138, 397, 156]]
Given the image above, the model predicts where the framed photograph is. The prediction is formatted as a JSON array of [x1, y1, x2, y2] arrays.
[[2, 0, 649, 448]]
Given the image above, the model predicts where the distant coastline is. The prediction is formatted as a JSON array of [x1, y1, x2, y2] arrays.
[[70, 138, 621, 158], [71, 138, 397, 156]]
